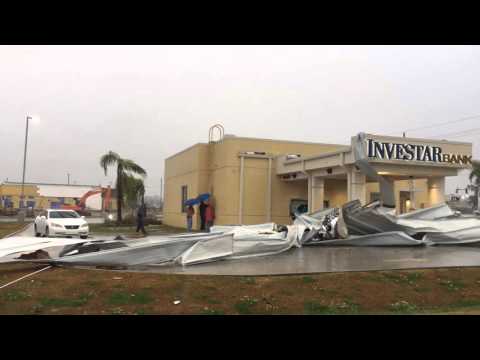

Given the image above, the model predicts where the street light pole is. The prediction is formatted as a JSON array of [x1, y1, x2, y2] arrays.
[[19, 115, 31, 223]]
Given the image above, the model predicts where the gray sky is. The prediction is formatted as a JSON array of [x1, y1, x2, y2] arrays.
[[1, 45, 479, 195]]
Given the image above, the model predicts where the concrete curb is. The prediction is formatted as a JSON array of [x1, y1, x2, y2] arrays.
[[2, 223, 33, 239]]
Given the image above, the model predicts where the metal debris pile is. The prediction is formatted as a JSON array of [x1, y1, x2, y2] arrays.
[[295, 200, 480, 246], [1, 200, 479, 269]]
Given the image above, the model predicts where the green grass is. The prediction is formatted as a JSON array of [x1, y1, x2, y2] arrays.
[[304, 301, 338, 315], [193, 294, 221, 304], [39, 294, 91, 307], [107, 290, 154, 306], [199, 308, 225, 315], [234, 297, 258, 314], [304, 299, 360, 315], [89, 223, 181, 236], [302, 276, 315, 284], [405, 272, 423, 284], [338, 299, 361, 313], [134, 307, 154, 315], [381, 272, 423, 286], [2, 290, 30, 302], [109, 307, 126, 315], [239, 277, 256, 285], [0, 223, 27, 238], [413, 287, 432, 293], [389, 300, 418, 313], [439, 279, 466, 292], [449, 299, 480, 308]]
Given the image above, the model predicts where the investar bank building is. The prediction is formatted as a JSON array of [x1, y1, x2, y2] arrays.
[[163, 132, 473, 230]]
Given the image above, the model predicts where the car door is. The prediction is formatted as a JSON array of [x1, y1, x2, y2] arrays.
[[40, 211, 48, 234]]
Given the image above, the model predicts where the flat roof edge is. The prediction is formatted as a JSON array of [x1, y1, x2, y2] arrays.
[[164, 142, 208, 161], [223, 135, 349, 147]]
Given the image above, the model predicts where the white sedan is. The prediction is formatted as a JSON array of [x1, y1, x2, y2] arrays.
[[34, 209, 89, 239]]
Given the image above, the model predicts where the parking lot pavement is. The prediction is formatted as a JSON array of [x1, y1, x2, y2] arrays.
[[146, 245, 480, 276]]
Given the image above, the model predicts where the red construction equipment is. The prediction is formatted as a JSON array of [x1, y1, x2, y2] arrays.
[[61, 186, 112, 215]]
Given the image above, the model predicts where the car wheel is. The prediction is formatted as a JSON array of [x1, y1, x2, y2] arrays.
[[34, 225, 40, 237], [80, 235, 88, 239]]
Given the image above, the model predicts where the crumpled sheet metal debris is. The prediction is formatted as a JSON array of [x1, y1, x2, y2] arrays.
[[2, 200, 480, 268], [50, 237, 203, 267], [0, 236, 95, 262], [303, 231, 425, 247], [339, 200, 480, 246], [397, 203, 455, 220], [291, 199, 480, 247]]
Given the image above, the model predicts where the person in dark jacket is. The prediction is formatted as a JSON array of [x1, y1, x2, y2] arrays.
[[199, 201, 207, 231], [205, 201, 215, 232], [136, 203, 147, 236]]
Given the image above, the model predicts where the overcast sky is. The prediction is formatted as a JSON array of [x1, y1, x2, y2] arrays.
[[1, 45, 479, 195]]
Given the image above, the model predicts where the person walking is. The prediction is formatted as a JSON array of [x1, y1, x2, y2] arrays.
[[205, 201, 215, 232], [199, 201, 207, 231], [186, 205, 195, 232], [136, 203, 147, 236]]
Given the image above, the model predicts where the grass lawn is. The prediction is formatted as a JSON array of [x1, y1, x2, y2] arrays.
[[0, 223, 29, 238], [2, 262, 480, 315], [88, 223, 186, 237]]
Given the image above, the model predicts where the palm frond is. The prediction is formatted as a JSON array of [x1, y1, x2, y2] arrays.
[[100, 151, 120, 175], [120, 159, 147, 177]]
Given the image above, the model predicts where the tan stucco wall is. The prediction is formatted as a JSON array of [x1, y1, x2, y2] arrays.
[[164, 137, 346, 228], [324, 179, 348, 208], [163, 143, 210, 229], [393, 179, 430, 212]]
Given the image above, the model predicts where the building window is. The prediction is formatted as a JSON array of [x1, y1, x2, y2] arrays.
[[181, 185, 188, 213]]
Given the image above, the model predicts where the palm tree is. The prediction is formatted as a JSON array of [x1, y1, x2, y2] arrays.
[[123, 174, 146, 211], [469, 160, 480, 211], [100, 151, 147, 223]]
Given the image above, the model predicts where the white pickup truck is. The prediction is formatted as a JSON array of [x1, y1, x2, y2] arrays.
[[34, 209, 89, 239]]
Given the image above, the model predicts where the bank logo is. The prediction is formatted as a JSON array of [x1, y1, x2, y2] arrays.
[[366, 139, 472, 165]]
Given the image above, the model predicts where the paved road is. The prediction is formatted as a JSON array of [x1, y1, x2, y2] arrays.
[[145, 245, 480, 276]]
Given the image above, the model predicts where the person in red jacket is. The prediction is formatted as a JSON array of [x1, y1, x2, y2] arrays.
[[205, 201, 215, 232]]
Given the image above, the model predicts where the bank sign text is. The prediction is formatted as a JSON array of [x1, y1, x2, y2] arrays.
[[366, 139, 472, 165]]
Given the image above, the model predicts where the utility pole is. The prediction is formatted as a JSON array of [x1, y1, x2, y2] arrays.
[[67, 173, 70, 185], [19, 115, 31, 223]]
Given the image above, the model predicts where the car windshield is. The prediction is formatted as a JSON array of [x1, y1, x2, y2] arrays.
[[49, 211, 80, 219]]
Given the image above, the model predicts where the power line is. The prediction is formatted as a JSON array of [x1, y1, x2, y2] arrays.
[[386, 114, 480, 136], [429, 127, 480, 139]]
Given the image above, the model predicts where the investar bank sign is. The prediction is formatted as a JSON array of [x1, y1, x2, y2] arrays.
[[366, 138, 472, 165]]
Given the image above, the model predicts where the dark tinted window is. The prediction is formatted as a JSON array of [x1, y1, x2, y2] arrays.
[[181, 186, 188, 213], [49, 211, 80, 219]]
